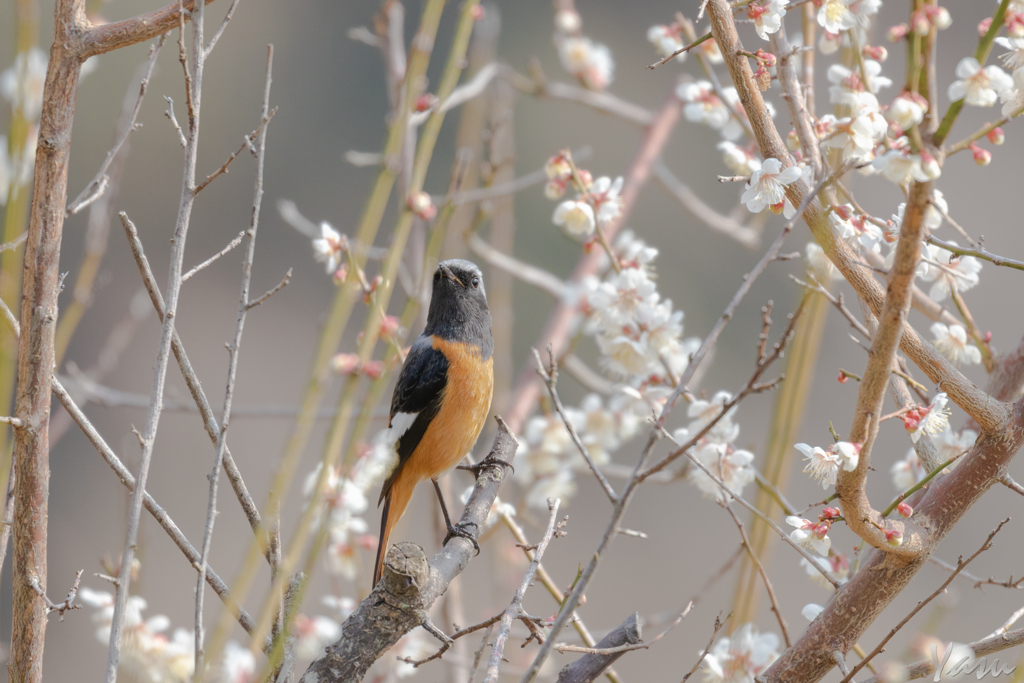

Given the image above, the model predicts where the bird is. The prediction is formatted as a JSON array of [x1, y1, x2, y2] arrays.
[[373, 259, 495, 586]]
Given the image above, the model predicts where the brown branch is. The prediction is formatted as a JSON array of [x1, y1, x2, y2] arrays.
[[859, 627, 1024, 683], [925, 234, 1024, 273], [556, 612, 643, 683], [837, 180, 932, 558], [652, 162, 761, 249], [553, 603, 689, 656], [682, 613, 727, 683], [839, 519, 1010, 683], [193, 107, 277, 193], [246, 268, 292, 310], [79, 0, 219, 58], [298, 418, 517, 683]]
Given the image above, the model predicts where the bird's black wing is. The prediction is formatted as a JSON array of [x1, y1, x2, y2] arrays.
[[378, 334, 449, 504]]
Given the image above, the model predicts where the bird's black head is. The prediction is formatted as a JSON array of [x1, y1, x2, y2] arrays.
[[425, 259, 493, 358]]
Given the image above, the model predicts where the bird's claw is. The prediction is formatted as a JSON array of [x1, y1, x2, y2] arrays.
[[444, 521, 480, 555], [457, 455, 514, 478]]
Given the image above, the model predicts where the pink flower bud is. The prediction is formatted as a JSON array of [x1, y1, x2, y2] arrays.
[[362, 360, 385, 380], [864, 45, 888, 61], [919, 150, 941, 179], [885, 528, 904, 547], [471, 5, 485, 21], [414, 93, 437, 113], [984, 331, 993, 343], [887, 23, 910, 41], [987, 127, 1005, 145], [911, 10, 931, 36], [838, 372, 849, 384], [380, 315, 401, 339], [822, 507, 841, 519], [331, 353, 361, 375], [814, 523, 830, 540], [545, 177, 567, 200], [831, 204, 852, 221], [769, 201, 785, 215], [970, 143, 992, 166], [575, 168, 593, 191], [897, 502, 913, 518], [332, 263, 349, 285], [978, 17, 993, 36], [755, 49, 776, 67], [408, 191, 437, 221]]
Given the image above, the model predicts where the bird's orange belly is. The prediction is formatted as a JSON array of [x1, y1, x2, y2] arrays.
[[404, 337, 493, 483]]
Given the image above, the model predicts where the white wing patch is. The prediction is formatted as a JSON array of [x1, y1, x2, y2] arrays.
[[387, 412, 418, 447]]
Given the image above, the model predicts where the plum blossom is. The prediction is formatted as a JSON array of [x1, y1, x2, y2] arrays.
[[803, 604, 825, 621], [0, 47, 47, 119], [749, 0, 789, 40], [741, 158, 802, 213], [294, 614, 342, 660], [719, 141, 762, 175], [920, 242, 981, 302], [947, 57, 1013, 106], [312, 222, 345, 274], [796, 443, 840, 488], [703, 624, 780, 683], [806, 242, 840, 282], [787, 516, 832, 555], [872, 148, 930, 187], [558, 36, 615, 90], [222, 641, 256, 683], [648, 23, 686, 62], [801, 553, 850, 588], [821, 112, 887, 160], [996, 37, 1024, 70], [931, 322, 982, 366], [678, 80, 732, 129], [849, 0, 883, 25], [687, 441, 756, 502], [828, 62, 891, 113], [999, 67, 1024, 117], [885, 92, 928, 130], [818, 0, 858, 33], [553, 199, 596, 237], [591, 175, 624, 228], [903, 393, 951, 443]]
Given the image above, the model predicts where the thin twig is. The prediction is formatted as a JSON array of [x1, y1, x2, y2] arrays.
[[247, 268, 292, 310], [926, 234, 1024, 273], [67, 36, 166, 216], [483, 499, 562, 683], [28, 569, 83, 621], [194, 44, 272, 675], [724, 505, 790, 647], [533, 348, 617, 504], [682, 613, 727, 683], [194, 107, 277, 194], [554, 602, 692, 655], [182, 230, 246, 282], [647, 31, 712, 69]]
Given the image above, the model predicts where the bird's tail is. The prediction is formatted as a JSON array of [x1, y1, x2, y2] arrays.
[[373, 476, 415, 587]]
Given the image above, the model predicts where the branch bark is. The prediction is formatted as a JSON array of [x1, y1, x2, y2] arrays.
[[298, 417, 518, 683], [556, 613, 642, 683]]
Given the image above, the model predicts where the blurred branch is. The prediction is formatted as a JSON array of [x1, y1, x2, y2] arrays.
[[652, 161, 760, 249]]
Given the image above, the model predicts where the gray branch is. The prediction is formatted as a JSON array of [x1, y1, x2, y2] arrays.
[[556, 613, 642, 683]]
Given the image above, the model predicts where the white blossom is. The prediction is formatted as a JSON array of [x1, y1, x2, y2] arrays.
[[591, 175, 624, 228], [891, 448, 926, 490], [806, 242, 840, 282], [995, 37, 1024, 71], [998, 67, 1024, 117], [558, 36, 615, 91], [931, 322, 982, 366], [741, 158, 802, 213], [802, 603, 825, 621], [648, 24, 686, 62], [787, 516, 832, 555], [719, 141, 762, 175], [312, 222, 345, 274], [906, 393, 951, 443], [947, 57, 1013, 106], [0, 47, 47, 120], [553, 199, 596, 237], [801, 553, 850, 588], [817, 0, 858, 34], [871, 149, 929, 187], [688, 441, 755, 502], [885, 93, 927, 130], [750, 0, 789, 40], [796, 444, 839, 488], [920, 242, 981, 302], [678, 80, 732, 130], [294, 614, 341, 661], [703, 624, 780, 683]]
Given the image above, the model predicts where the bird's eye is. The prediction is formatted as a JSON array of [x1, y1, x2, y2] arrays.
[[472, 277, 480, 288]]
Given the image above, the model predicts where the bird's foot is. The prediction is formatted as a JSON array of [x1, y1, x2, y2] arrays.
[[443, 521, 480, 555], [457, 454, 514, 478]]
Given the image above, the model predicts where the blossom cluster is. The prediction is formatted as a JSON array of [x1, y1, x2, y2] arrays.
[[673, 392, 757, 502], [701, 623, 780, 683], [553, 4, 613, 91], [547, 152, 624, 238]]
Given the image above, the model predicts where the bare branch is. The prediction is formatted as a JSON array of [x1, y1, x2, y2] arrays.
[[926, 234, 1024, 273], [652, 162, 760, 249], [724, 505, 790, 647], [556, 612, 642, 683], [181, 230, 246, 282], [28, 569, 83, 621], [247, 268, 292, 310]]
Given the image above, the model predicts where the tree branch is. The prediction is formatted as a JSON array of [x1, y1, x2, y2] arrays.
[[298, 417, 517, 683]]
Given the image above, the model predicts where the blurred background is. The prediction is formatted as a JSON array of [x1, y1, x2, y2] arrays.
[[0, 0, 1022, 680]]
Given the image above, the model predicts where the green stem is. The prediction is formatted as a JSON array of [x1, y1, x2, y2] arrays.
[[881, 450, 966, 517]]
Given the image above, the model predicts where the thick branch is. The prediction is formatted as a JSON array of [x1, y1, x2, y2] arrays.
[[298, 418, 517, 683], [79, 0, 218, 58], [556, 613, 642, 683]]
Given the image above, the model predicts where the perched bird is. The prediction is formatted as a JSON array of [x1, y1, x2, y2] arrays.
[[373, 259, 494, 586]]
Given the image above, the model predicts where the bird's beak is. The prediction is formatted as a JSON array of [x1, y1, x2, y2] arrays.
[[439, 264, 464, 287]]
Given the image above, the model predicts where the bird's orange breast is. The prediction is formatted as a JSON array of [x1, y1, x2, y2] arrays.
[[403, 337, 493, 482]]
